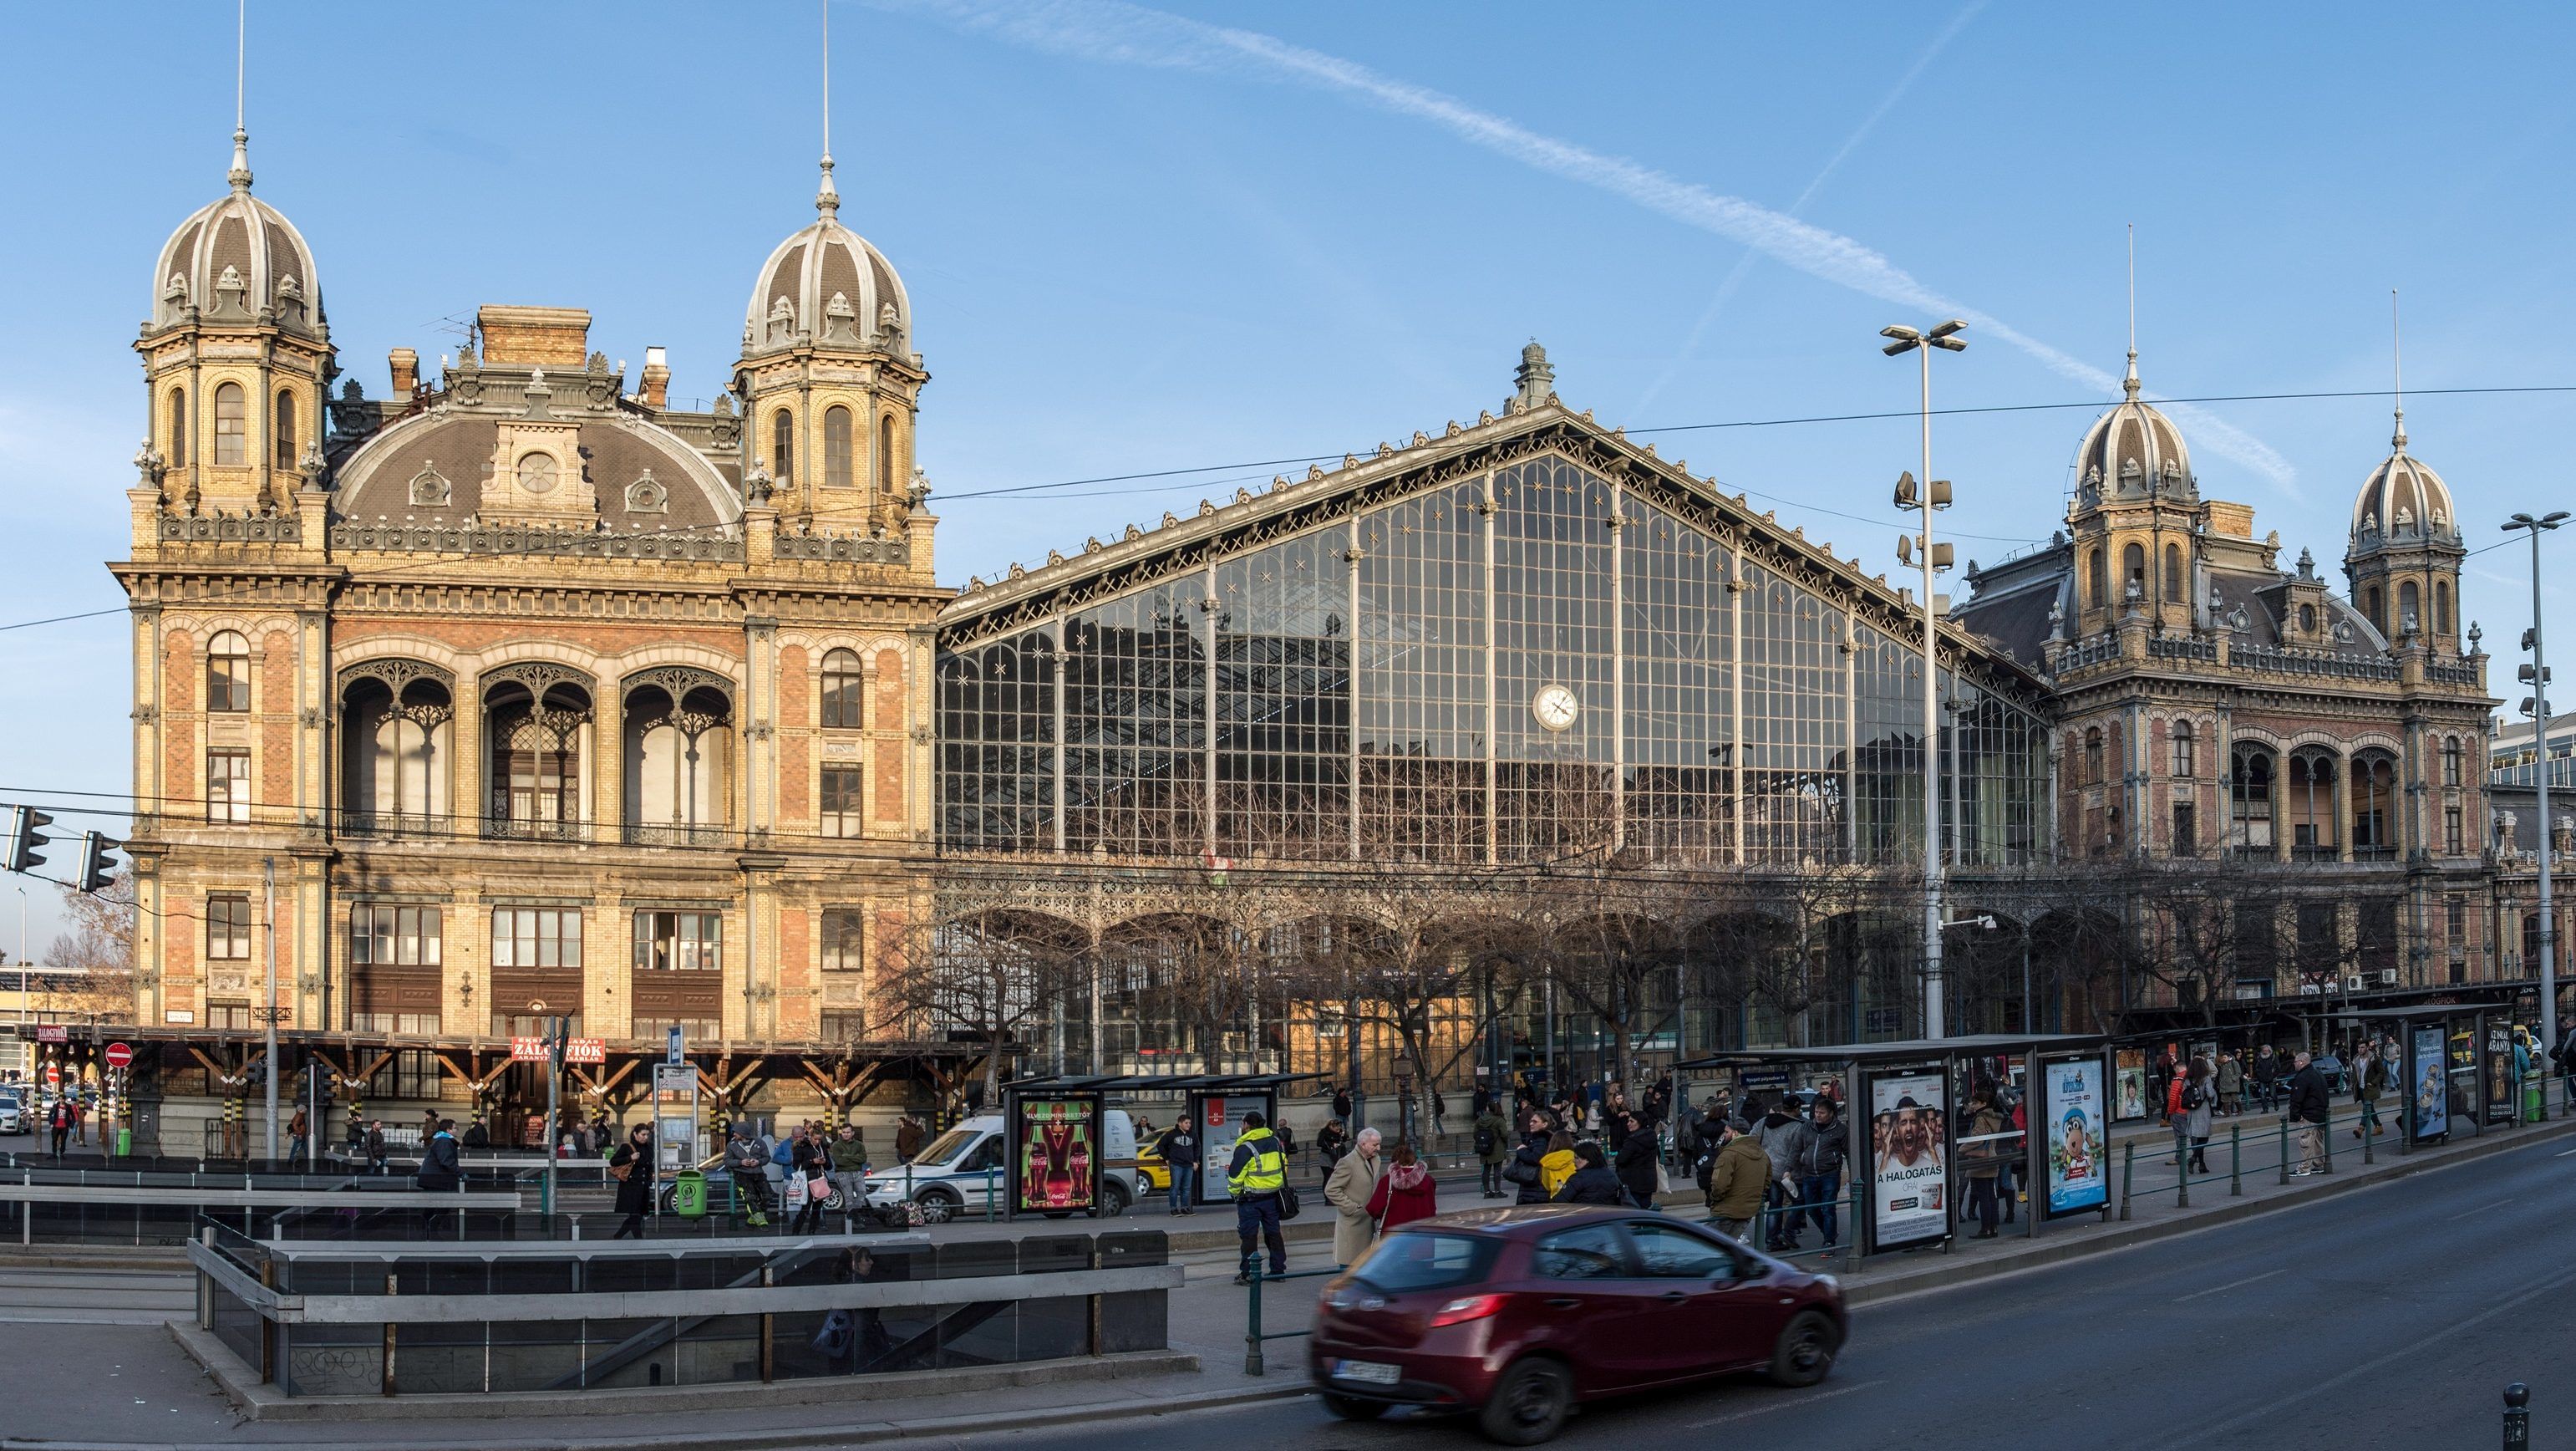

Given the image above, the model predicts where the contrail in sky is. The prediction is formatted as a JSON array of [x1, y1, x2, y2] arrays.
[[871, 0, 2298, 492]]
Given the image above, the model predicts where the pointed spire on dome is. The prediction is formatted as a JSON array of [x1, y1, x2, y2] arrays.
[[814, 0, 839, 220], [226, 0, 252, 192], [2122, 223, 2140, 400], [2390, 288, 2407, 453]]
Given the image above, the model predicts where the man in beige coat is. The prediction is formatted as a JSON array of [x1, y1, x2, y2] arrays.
[[1322, 1127, 1384, 1265]]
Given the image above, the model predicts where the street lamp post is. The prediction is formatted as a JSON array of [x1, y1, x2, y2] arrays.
[[1883, 319, 1969, 1039], [2504, 509, 2568, 1110]]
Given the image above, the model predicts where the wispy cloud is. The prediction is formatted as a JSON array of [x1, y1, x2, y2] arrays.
[[866, 0, 2298, 493]]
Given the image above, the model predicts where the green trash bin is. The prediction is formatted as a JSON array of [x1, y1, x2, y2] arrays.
[[672, 1168, 707, 1219], [116, 1128, 131, 1158]]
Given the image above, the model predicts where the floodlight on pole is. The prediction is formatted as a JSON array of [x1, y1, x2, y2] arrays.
[[2501, 508, 2566, 1097]]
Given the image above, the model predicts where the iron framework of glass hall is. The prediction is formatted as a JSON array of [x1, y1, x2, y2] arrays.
[[936, 411, 2050, 870]]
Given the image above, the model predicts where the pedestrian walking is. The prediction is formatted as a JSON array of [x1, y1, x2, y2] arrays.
[[1472, 1102, 1510, 1199], [2217, 1052, 2243, 1116], [2286, 1050, 2329, 1174], [1153, 1119, 1199, 1214], [2184, 1057, 2214, 1173], [1323, 1127, 1384, 1267], [1964, 1088, 2006, 1239], [609, 1123, 655, 1240], [894, 1112, 926, 1164], [2353, 1042, 2388, 1141], [2251, 1044, 2280, 1112], [1367, 1140, 1440, 1233], [1613, 1111, 1660, 1209], [1705, 1119, 1768, 1242], [1313, 1118, 1349, 1179], [461, 1114, 490, 1149], [47, 1098, 70, 1158], [1753, 1100, 1811, 1251], [1796, 1097, 1847, 1249], [1332, 1087, 1353, 1125], [1226, 1111, 1289, 1286], [364, 1119, 388, 1174], [1502, 1112, 1553, 1206], [2554, 1016, 2576, 1113], [416, 1118, 464, 1235]]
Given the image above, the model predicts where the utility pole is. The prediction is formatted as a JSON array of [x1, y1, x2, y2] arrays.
[[1882, 319, 1969, 1038], [262, 857, 279, 1162], [545, 1014, 566, 1218], [2505, 510, 2568, 1108]]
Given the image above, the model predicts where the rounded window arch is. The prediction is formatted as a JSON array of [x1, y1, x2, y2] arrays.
[[2163, 542, 2183, 602], [2365, 585, 2384, 635], [2121, 542, 2147, 600], [272, 389, 296, 471], [2229, 743, 2278, 853], [212, 381, 246, 466], [821, 647, 865, 729], [2435, 578, 2453, 636], [822, 405, 853, 489], [770, 409, 795, 483], [2299, 603, 2317, 634], [167, 387, 188, 470], [2084, 726, 2106, 786], [877, 415, 897, 493], [2399, 579, 2421, 634], [2171, 720, 2195, 778], [2086, 547, 2107, 609], [206, 629, 252, 713]]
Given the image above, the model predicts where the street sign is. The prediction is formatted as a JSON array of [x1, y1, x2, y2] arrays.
[[33, 1025, 65, 1044], [666, 1024, 684, 1065], [511, 1036, 550, 1062], [43, 1063, 59, 1086], [103, 1042, 131, 1070]]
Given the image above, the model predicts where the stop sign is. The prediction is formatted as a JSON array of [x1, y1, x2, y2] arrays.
[[104, 1042, 132, 1070]]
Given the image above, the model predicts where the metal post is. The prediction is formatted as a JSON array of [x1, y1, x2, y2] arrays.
[[262, 858, 278, 1163], [2118, 1139, 2133, 1221], [2278, 1118, 2291, 1186], [2322, 1105, 2335, 1174], [2529, 527, 2558, 1112], [2229, 1123, 2242, 1197], [1917, 340, 1945, 1041], [1244, 1267, 1265, 1376], [543, 1016, 561, 1220], [2505, 1383, 2531, 1449]]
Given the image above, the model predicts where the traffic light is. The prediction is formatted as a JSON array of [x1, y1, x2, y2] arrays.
[[3, 806, 53, 876], [74, 832, 118, 894]]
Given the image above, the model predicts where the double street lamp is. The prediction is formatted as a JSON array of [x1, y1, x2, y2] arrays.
[[1882, 320, 1968, 1039], [2503, 510, 2568, 1094]]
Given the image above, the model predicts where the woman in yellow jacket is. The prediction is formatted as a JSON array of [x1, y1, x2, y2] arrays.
[[1537, 1131, 1579, 1198]]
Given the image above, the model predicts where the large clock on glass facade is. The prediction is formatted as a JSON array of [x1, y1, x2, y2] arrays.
[[1532, 684, 1580, 732]]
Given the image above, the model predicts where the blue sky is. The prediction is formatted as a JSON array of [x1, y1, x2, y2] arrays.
[[3, 1, 2573, 951]]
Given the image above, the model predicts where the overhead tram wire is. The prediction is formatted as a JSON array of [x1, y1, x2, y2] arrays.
[[7, 377, 2571, 636]]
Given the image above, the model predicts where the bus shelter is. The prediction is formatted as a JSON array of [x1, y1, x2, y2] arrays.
[[999, 1073, 1323, 1219], [1678, 1034, 2113, 1256], [2327, 1005, 2520, 1147]]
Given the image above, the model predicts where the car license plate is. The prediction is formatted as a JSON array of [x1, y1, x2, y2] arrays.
[[1335, 1360, 1401, 1386]]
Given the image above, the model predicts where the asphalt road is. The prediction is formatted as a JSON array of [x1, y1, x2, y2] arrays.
[[947, 1132, 2576, 1451]]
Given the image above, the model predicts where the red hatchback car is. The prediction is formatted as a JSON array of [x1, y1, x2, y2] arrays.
[[1308, 1206, 1846, 1444]]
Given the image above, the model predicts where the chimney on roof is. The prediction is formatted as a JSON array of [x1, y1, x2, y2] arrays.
[[476, 305, 592, 367], [640, 346, 670, 410], [389, 348, 419, 397]]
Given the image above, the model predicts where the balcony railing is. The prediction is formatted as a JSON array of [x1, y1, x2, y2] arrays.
[[621, 822, 734, 848], [338, 812, 449, 841], [2290, 843, 2340, 863], [482, 817, 590, 843], [2351, 844, 2400, 863]]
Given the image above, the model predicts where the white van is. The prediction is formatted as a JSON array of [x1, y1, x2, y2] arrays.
[[860, 1110, 1140, 1222]]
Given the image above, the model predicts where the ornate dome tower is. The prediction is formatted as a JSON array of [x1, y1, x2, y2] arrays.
[[2345, 398, 2463, 653], [732, 141, 927, 528], [135, 121, 333, 517], [2064, 349, 2204, 638]]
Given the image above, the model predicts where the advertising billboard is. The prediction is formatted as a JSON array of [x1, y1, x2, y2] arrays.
[[1011, 1094, 1100, 1215], [2040, 1056, 2110, 1218], [1867, 1069, 1949, 1251], [1191, 1092, 1274, 1205], [2113, 1049, 2149, 1123], [2409, 1025, 2449, 1143], [2485, 1025, 2518, 1126]]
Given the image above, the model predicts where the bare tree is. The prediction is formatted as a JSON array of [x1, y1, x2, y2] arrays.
[[43, 875, 137, 1020], [878, 904, 1087, 1109]]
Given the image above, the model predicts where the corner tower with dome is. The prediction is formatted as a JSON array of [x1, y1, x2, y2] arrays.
[[109, 110, 948, 1111], [1955, 349, 2496, 1000]]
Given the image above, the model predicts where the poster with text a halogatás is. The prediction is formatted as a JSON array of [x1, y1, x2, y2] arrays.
[[1868, 1071, 1949, 1250], [2042, 1058, 2109, 1216], [1014, 1097, 1095, 1214]]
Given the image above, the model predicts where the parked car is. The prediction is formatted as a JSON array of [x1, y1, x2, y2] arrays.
[[0, 1089, 23, 1136], [1308, 1205, 1845, 1444], [859, 1111, 1140, 1223]]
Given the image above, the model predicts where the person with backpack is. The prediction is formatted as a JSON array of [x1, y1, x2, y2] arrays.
[[1472, 1102, 1510, 1199], [1501, 1112, 1553, 1205], [1549, 1141, 1628, 1205], [1152, 1118, 1199, 1214]]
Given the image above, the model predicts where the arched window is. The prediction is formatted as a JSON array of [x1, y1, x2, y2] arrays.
[[272, 389, 296, 470], [2171, 720, 2195, 778], [2442, 738, 2463, 787], [770, 410, 794, 482], [515, 452, 557, 494], [821, 648, 864, 729], [2351, 752, 2398, 857], [822, 405, 853, 489], [2122, 542, 2147, 600], [2230, 745, 2277, 852], [2164, 542, 2183, 602], [2084, 726, 2105, 786], [2365, 586, 2383, 635], [2288, 748, 2338, 857], [167, 388, 187, 470], [2299, 603, 2317, 634], [877, 415, 897, 493], [206, 629, 251, 713], [2399, 580, 2421, 634], [212, 381, 246, 466], [2087, 547, 2107, 609], [2435, 579, 2452, 636]]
